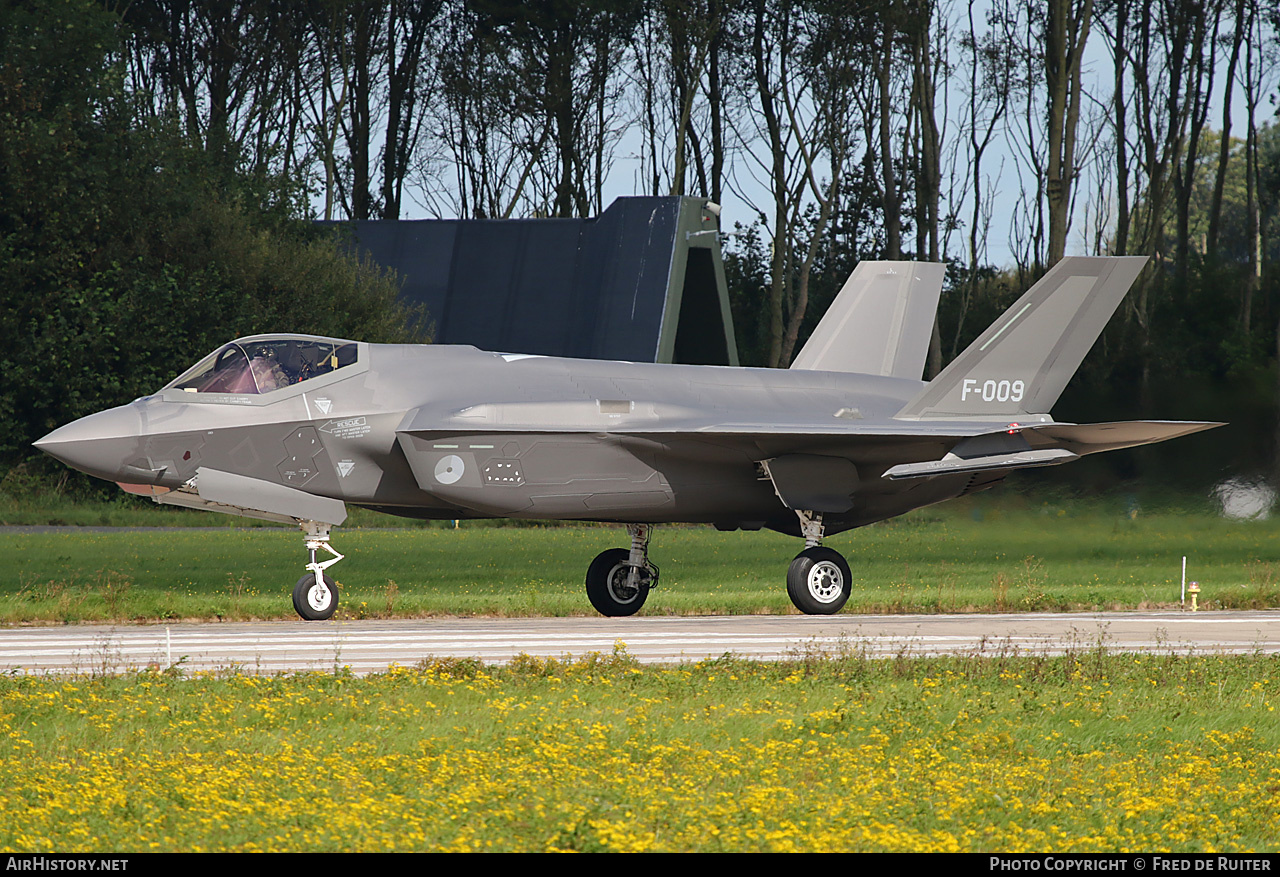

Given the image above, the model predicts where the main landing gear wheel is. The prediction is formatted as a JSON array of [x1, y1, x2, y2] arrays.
[[293, 572, 339, 621], [586, 548, 653, 617], [787, 546, 851, 615]]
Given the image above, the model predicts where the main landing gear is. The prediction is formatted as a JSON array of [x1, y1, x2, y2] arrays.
[[582, 514, 851, 618], [585, 523, 659, 617], [292, 520, 344, 620], [785, 510, 851, 615]]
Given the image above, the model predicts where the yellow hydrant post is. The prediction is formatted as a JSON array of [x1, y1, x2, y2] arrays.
[[1188, 581, 1200, 612]]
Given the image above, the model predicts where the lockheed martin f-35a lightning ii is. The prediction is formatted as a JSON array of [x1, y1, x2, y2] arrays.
[[36, 256, 1219, 619]]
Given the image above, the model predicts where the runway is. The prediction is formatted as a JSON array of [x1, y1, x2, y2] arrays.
[[1, 610, 1277, 675]]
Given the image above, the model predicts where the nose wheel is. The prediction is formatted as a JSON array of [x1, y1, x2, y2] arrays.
[[293, 521, 343, 621], [293, 572, 339, 620]]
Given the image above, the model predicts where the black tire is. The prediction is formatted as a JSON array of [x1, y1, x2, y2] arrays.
[[585, 548, 651, 617], [292, 572, 339, 621], [786, 547, 851, 615]]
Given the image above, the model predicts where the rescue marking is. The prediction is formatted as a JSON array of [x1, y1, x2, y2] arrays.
[[318, 417, 369, 439]]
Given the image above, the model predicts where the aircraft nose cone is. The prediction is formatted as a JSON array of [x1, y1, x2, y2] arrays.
[[34, 405, 146, 483]]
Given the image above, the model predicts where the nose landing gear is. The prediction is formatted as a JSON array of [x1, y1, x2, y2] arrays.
[[292, 520, 344, 620]]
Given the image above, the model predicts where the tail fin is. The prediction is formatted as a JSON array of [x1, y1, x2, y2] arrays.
[[896, 256, 1147, 421], [790, 261, 944, 379]]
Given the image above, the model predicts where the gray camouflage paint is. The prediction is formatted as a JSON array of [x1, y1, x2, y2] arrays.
[[36, 257, 1219, 543]]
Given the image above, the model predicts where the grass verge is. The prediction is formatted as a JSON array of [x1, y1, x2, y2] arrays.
[[2, 499, 1279, 621]]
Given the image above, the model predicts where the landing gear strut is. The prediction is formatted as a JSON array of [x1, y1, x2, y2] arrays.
[[786, 510, 851, 615], [586, 524, 659, 617], [292, 520, 343, 621]]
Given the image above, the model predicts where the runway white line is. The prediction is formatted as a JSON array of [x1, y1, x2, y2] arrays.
[[0, 630, 865, 642]]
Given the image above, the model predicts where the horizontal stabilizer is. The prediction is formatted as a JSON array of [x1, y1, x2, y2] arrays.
[[883, 419, 1221, 480], [897, 256, 1147, 420], [1025, 420, 1222, 454], [791, 261, 944, 378], [884, 448, 1078, 480]]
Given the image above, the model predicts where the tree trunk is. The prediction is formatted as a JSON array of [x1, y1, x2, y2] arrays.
[[1112, 0, 1130, 256], [1208, 0, 1245, 257], [1045, 0, 1094, 266], [877, 15, 901, 259]]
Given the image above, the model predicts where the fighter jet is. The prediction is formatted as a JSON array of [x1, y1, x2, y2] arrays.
[[36, 256, 1218, 620]]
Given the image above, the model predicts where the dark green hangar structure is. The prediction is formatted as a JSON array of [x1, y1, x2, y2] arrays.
[[323, 196, 739, 366]]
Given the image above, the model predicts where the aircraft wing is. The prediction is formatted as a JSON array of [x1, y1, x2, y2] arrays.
[[398, 400, 1221, 479], [399, 403, 1218, 440], [625, 418, 1222, 446], [397, 402, 1016, 440]]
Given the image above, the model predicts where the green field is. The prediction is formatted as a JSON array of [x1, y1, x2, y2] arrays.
[[3, 494, 1279, 622], [2, 649, 1277, 851]]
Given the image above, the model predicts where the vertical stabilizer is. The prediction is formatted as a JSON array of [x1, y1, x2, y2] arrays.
[[790, 261, 944, 378], [895, 256, 1147, 420]]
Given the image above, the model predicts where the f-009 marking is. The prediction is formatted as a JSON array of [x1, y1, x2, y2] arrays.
[[962, 378, 1025, 403]]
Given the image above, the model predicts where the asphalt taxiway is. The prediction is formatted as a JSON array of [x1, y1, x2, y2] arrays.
[[1, 610, 1276, 675]]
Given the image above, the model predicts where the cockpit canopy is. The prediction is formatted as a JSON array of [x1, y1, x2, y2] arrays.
[[164, 336, 358, 395]]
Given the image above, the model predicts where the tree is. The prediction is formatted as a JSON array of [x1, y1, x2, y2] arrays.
[[121, 0, 308, 175], [463, 0, 638, 218], [729, 0, 870, 367], [953, 0, 1015, 359], [1207, 0, 1247, 259], [381, 0, 441, 219], [0, 0, 420, 467], [1044, 0, 1094, 267], [628, 0, 726, 201]]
